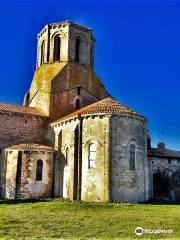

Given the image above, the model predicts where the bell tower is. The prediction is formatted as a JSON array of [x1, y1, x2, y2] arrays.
[[36, 20, 94, 67], [24, 20, 109, 120]]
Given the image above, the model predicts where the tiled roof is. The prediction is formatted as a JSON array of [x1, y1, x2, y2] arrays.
[[51, 97, 146, 124], [149, 148, 180, 159], [0, 103, 46, 117], [6, 143, 54, 151]]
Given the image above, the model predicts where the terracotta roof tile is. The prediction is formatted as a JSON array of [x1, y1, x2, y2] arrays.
[[0, 103, 46, 117], [52, 97, 146, 124], [6, 143, 54, 151], [149, 148, 180, 158]]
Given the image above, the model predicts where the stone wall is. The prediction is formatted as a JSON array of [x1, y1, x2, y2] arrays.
[[50, 86, 98, 120], [81, 116, 110, 202], [51, 114, 150, 203], [149, 156, 180, 200], [36, 23, 69, 67], [4, 149, 54, 199], [4, 150, 18, 199], [25, 62, 66, 115], [51, 116, 110, 202], [0, 151, 2, 196], [28, 151, 54, 199], [0, 112, 47, 149], [26, 21, 109, 120], [110, 116, 149, 202], [36, 21, 93, 68], [27, 62, 108, 120], [52, 120, 78, 200], [0, 150, 6, 197], [151, 157, 180, 174], [68, 23, 93, 65]]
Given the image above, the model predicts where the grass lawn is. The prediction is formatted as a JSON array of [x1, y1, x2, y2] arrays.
[[0, 199, 179, 239]]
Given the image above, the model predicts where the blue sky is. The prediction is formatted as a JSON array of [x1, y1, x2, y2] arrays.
[[0, 1, 180, 150]]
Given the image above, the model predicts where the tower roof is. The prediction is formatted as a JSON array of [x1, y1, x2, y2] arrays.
[[51, 97, 146, 125], [49, 20, 92, 31], [38, 20, 92, 37]]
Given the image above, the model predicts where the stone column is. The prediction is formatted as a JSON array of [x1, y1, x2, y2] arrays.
[[104, 115, 111, 202], [19, 151, 30, 199]]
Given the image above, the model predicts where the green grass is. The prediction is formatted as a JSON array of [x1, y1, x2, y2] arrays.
[[0, 199, 179, 239]]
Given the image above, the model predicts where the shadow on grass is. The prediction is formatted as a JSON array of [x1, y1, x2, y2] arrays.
[[143, 198, 180, 205], [0, 197, 180, 205], [0, 198, 55, 205]]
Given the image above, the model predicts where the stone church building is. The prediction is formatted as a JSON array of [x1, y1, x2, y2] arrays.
[[0, 20, 179, 202]]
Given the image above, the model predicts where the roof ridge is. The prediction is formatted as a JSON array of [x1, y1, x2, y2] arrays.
[[51, 96, 146, 124], [0, 102, 35, 108], [48, 20, 91, 30], [151, 147, 180, 153], [0, 102, 46, 117], [6, 142, 54, 151], [79, 97, 115, 113]]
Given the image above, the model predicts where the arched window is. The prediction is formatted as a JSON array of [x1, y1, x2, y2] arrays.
[[40, 41, 45, 65], [129, 144, 136, 170], [88, 143, 96, 168], [75, 99, 80, 110], [75, 39, 80, 63], [66, 147, 70, 166], [53, 35, 61, 61], [36, 159, 43, 181]]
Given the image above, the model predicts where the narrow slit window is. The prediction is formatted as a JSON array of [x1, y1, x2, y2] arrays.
[[75, 99, 80, 110], [75, 39, 80, 63], [40, 41, 45, 65], [36, 159, 43, 181], [66, 147, 70, 166], [90, 46, 93, 65], [53, 35, 61, 61], [129, 144, 135, 170]]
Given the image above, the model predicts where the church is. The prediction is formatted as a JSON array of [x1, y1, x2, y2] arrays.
[[0, 20, 179, 202]]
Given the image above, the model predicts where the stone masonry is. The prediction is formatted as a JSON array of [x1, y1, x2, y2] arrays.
[[1, 20, 179, 202]]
